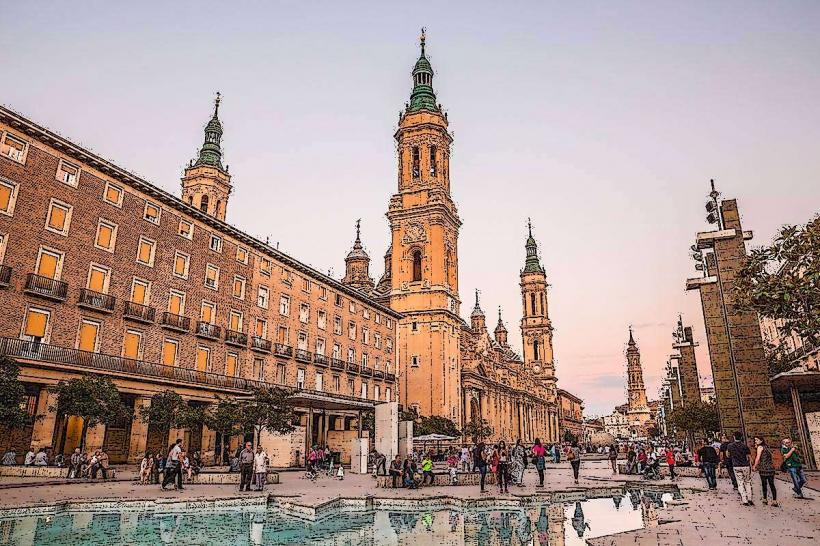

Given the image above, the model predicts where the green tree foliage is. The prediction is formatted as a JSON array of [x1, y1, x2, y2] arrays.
[[736, 216, 820, 347], [204, 396, 244, 439], [562, 429, 578, 444], [50, 375, 130, 450], [414, 415, 461, 437], [141, 390, 203, 431], [463, 418, 494, 443], [240, 386, 295, 445], [0, 356, 33, 429], [668, 401, 720, 437]]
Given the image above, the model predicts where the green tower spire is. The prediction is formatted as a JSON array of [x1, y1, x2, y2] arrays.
[[194, 92, 225, 169], [407, 28, 439, 113], [523, 218, 545, 274]]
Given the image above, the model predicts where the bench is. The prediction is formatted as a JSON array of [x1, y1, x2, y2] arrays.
[[0, 466, 117, 479], [617, 462, 726, 478], [187, 470, 279, 485], [375, 471, 497, 488]]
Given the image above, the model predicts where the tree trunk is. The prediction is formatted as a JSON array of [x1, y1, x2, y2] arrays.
[[79, 418, 89, 452]]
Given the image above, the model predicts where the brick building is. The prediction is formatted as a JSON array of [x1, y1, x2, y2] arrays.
[[0, 100, 400, 466], [557, 389, 584, 442]]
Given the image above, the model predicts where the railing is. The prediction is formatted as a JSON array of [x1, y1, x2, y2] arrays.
[[330, 358, 345, 370], [123, 301, 155, 323], [313, 353, 328, 367], [78, 288, 116, 312], [196, 321, 222, 340], [251, 336, 271, 353], [0, 264, 11, 287], [374, 369, 385, 379], [361, 365, 372, 377], [273, 343, 293, 358], [385, 372, 396, 382], [225, 329, 248, 347], [160, 312, 190, 332], [347, 362, 360, 374], [24, 273, 68, 301], [295, 349, 312, 363]]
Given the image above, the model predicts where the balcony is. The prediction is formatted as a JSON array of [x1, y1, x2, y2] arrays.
[[0, 265, 11, 287], [295, 349, 312, 363], [251, 336, 271, 353], [274, 343, 293, 358], [78, 288, 116, 313], [330, 358, 345, 371], [124, 301, 155, 323], [361, 365, 373, 377], [313, 353, 329, 367], [24, 273, 68, 301], [225, 329, 248, 347], [385, 372, 396, 382], [374, 369, 385, 380], [196, 321, 222, 340], [347, 362, 360, 374], [160, 312, 190, 332]]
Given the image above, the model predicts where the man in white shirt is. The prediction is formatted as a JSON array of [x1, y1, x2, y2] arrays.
[[162, 439, 184, 491], [253, 445, 269, 491], [24, 449, 35, 466]]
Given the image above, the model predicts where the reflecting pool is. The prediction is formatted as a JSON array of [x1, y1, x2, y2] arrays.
[[0, 488, 679, 545]]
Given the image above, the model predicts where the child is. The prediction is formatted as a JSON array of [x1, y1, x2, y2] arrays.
[[140, 453, 152, 485], [447, 453, 459, 485], [336, 464, 345, 480]]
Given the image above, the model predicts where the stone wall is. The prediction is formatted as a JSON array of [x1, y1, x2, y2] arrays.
[[259, 426, 304, 468]]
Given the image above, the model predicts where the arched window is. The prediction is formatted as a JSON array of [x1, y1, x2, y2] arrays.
[[412, 250, 422, 282], [533, 338, 540, 361], [530, 293, 537, 315], [200, 194, 209, 213], [430, 145, 437, 176], [216, 200, 222, 216], [412, 147, 420, 178], [540, 293, 545, 314]]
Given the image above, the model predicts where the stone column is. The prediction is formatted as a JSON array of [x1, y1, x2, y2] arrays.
[[201, 423, 217, 465], [168, 427, 186, 447], [127, 397, 151, 463], [30, 387, 58, 450], [674, 327, 701, 405], [85, 423, 106, 453]]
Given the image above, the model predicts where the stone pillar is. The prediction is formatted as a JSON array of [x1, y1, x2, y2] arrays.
[[168, 427, 185, 447], [85, 423, 106, 453], [305, 408, 314, 466], [127, 397, 151, 463], [376, 401, 399, 461], [30, 387, 58, 450], [674, 327, 701, 405], [201, 423, 217, 465]]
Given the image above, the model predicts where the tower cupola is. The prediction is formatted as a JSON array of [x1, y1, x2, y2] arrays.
[[494, 306, 509, 346], [470, 289, 486, 332], [407, 28, 439, 113], [342, 219, 374, 291]]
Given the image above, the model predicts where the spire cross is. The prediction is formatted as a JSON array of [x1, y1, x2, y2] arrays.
[[420, 27, 426, 56], [355, 218, 361, 242], [498, 306, 503, 321], [527, 217, 532, 237], [214, 91, 221, 117], [475, 288, 480, 307]]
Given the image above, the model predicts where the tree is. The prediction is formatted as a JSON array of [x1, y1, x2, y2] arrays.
[[562, 429, 578, 444], [50, 375, 129, 450], [735, 216, 820, 350], [414, 415, 461, 437], [462, 418, 493, 443], [240, 386, 295, 446], [0, 356, 33, 430], [141, 390, 203, 433], [204, 396, 244, 439], [668, 401, 720, 441]]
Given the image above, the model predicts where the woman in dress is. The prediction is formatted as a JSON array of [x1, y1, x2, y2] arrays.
[[752, 435, 778, 506], [531, 438, 547, 487], [510, 439, 526, 486], [495, 441, 510, 493]]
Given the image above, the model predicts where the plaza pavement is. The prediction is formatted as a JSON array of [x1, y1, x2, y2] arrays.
[[0, 459, 816, 545]]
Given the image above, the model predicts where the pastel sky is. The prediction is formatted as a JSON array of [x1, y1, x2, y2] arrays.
[[3, 2, 819, 416]]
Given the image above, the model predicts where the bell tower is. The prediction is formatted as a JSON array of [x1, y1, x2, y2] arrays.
[[181, 93, 232, 221], [342, 220, 375, 291], [388, 30, 462, 422], [519, 221, 555, 379]]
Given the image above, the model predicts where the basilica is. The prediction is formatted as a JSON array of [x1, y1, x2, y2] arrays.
[[340, 31, 562, 443]]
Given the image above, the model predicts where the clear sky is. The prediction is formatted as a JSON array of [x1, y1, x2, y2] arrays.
[[3, 1, 818, 416]]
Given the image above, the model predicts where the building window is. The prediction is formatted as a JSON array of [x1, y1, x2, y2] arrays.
[[301, 277, 311, 293], [297, 331, 307, 351], [411, 355, 419, 368], [235, 247, 248, 265], [209, 235, 223, 253], [229, 310, 243, 332], [363, 308, 370, 320], [0, 233, 8, 263], [281, 268, 293, 286], [205, 264, 220, 290], [361, 382, 368, 399], [200, 301, 216, 324], [103, 182, 124, 207], [77, 319, 100, 353], [196, 346, 210, 372], [374, 333, 381, 349], [348, 322, 356, 340], [36, 247, 63, 280], [94, 219, 118, 252], [86, 264, 110, 293], [232, 275, 246, 299], [315, 372, 323, 392], [45, 199, 72, 236], [317, 310, 326, 330], [226, 352, 239, 377], [429, 145, 437, 176], [279, 295, 290, 316], [123, 329, 143, 360], [375, 313, 381, 324], [361, 353, 368, 367], [333, 375, 340, 392], [411, 146, 420, 178], [162, 339, 179, 366], [56, 159, 80, 187], [131, 278, 151, 305], [386, 318, 393, 329], [260, 258, 272, 276], [386, 338, 394, 353], [333, 315, 342, 335], [412, 250, 422, 281], [136, 237, 156, 267], [254, 318, 267, 339], [143, 202, 161, 225], [362, 328, 370, 344], [332, 343, 341, 360], [412, 321, 418, 332], [348, 379, 355, 395], [299, 303, 309, 324], [253, 358, 265, 381], [178, 220, 193, 240], [1, 133, 28, 163], [200, 194, 210, 213], [349, 301, 356, 313], [386, 387, 392, 401], [319, 286, 327, 300], [257, 286, 269, 309], [277, 363, 286, 384], [375, 385, 381, 401], [347, 348, 355, 363], [316, 338, 325, 356], [168, 290, 186, 315], [277, 326, 289, 344], [530, 293, 537, 315], [173, 251, 190, 279], [533, 338, 540, 361], [22, 307, 50, 342], [0, 179, 18, 217], [296, 368, 305, 389], [334, 294, 343, 307]]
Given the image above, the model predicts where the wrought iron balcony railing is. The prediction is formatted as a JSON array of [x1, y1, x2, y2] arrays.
[[123, 301, 155, 323], [196, 321, 222, 340], [273, 343, 293, 358], [225, 329, 248, 347], [251, 336, 271, 353], [78, 288, 116, 312], [0, 264, 11, 287], [24, 273, 68, 301], [313, 353, 329, 367], [160, 312, 190, 332], [295, 349, 312, 363], [330, 358, 345, 370]]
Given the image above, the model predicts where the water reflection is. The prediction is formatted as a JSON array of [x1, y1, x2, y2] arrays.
[[0, 488, 680, 546]]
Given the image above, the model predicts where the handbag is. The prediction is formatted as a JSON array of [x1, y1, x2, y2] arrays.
[[567, 449, 575, 461]]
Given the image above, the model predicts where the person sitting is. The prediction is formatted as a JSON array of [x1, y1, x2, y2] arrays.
[[448, 455, 459, 485], [33, 448, 49, 466], [389, 455, 403, 488], [53, 453, 65, 467], [2, 450, 16, 466], [421, 453, 434, 486], [140, 453, 153, 485]]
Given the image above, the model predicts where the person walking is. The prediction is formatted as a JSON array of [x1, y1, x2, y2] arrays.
[[460, 446, 470, 472], [238, 441, 255, 492], [375, 450, 387, 476], [161, 439, 184, 491], [97, 448, 110, 480], [531, 438, 547, 488], [720, 434, 738, 489], [140, 453, 152, 485], [781, 437, 807, 499], [474, 441, 488, 493], [511, 440, 525, 486], [608, 444, 618, 473], [697, 438, 719, 490], [568, 441, 582, 484], [389, 454, 403, 488], [728, 432, 753, 505], [68, 448, 82, 479], [752, 436, 778, 507], [253, 445, 269, 491], [665, 446, 676, 481], [495, 441, 510, 493]]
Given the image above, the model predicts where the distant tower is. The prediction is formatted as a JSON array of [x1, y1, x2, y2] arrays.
[[342, 220, 375, 291], [494, 307, 508, 347], [672, 315, 701, 405], [626, 328, 651, 426], [470, 290, 486, 332], [181, 93, 232, 221], [519, 220, 555, 379]]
